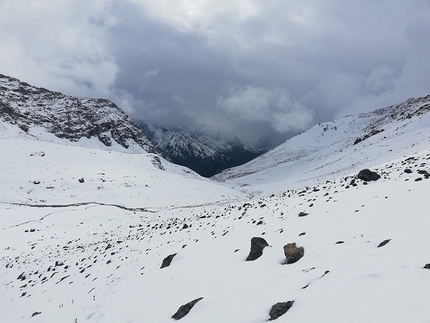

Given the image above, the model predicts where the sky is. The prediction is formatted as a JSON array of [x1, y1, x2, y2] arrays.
[[1, 0, 430, 145]]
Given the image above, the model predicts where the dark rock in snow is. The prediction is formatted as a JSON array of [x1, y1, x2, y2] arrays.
[[404, 168, 412, 174], [377, 239, 391, 248], [172, 297, 203, 320], [161, 253, 177, 268], [298, 212, 308, 217], [31, 312, 41, 317], [283, 243, 304, 264], [78, 177, 85, 183], [268, 301, 294, 321], [357, 169, 380, 181], [423, 264, 430, 269], [246, 237, 269, 261]]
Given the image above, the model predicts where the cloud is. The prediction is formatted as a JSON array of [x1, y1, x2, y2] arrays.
[[217, 85, 313, 133], [2, 0, 430, 146], [125, 0, 260, 34], [0, 0, 118, 98]]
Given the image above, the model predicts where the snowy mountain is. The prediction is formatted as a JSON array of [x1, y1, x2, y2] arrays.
[[139, 123, 263, 177], [0, 79, 430, 323], [0, 74, 155, 153], [214, 95, 430, 194]]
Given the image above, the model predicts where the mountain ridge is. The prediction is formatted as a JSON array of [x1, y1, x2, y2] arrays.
[[214, 94, 430, 193], [138, 123, 264, 177], [0, 73, 155, 154]]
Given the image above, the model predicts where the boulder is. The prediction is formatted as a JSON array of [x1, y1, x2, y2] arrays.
[[246, 237, 269, 261], [357, 169, 380, 181], [268, 301, 294, 320], [172, 297, 203, 320], [377, 239, 391, 248], [160, 253, 177, 269], [283, 243, 304, 264]]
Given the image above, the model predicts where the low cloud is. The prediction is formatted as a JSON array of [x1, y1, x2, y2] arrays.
[[217, 85, 313, 133]]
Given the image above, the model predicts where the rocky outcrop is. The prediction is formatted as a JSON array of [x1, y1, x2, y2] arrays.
[[0, 74, 155, 153], [246, 237, 269, 261]]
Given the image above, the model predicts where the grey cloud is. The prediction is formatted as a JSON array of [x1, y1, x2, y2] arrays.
[[1, 0, 430, 145]]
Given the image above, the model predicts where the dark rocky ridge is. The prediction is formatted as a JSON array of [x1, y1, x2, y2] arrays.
[[139, 123, 264, 177], [0, 74, 155, 153]]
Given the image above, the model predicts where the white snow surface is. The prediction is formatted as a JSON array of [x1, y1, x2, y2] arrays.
[[1, 103, 430, 323]]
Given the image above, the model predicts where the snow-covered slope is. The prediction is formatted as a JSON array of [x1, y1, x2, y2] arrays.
[[214, 95, 430, 194], [0, 124, 245, 208], [0, 74, 154, 153], [1, 88, 430, 323], [1, 137, 429, 323]]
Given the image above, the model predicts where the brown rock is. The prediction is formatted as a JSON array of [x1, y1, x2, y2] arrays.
[[283, 243, 304, 264]]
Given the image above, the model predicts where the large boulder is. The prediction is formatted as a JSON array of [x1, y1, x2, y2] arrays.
[[283, 243, 304, 264], [246, 237, 269, 261], [172, 297, 203, 320], [357, 169, 380, 181]]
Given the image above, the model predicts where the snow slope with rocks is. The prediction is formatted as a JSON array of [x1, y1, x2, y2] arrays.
[[214, 95, 430, 194], [1, 93, 430, 323]]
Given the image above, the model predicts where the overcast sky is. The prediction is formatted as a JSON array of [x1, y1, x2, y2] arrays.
[[1, 0, 430, 145]]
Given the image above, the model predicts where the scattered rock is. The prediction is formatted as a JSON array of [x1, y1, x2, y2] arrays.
[[31, 312, 41, 317], [161, 253, 177, 268], [415, 177, 423, 182], [298, 212, 308, 217], [246, 237, 269, 261], [172, 297, 203, 320], [377, 239, 391, 248], [283, 243, 304, 264], [78, 177, 85, 183], [335, 241, 344, 244], [268, 301, 294, 321], [423, 263, 430, 269], [404, 168, 412, 174], [357, 169, 380, 181]]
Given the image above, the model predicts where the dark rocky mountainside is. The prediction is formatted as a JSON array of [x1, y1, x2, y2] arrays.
[[139, 123, 264, 177], [0, 74, 155, 153]]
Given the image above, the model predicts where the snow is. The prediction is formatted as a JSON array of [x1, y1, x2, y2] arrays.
[[1, 101, 430, 322], [214, 97, 430, 195]]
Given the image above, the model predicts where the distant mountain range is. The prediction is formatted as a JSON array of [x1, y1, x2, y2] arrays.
[[138, 123, 264, 177]]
